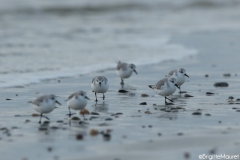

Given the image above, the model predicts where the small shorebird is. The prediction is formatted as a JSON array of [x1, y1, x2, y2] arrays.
[[67, 91, 90, 118], [149, 77, 180, 105], [167, 68, 189, 93], [29, 94, 61, 123], [91, 76, 109, 102], [116, 61, 138, 85]]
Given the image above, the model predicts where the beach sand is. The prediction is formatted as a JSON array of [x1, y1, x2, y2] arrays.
[[0, 30, 240, 160]]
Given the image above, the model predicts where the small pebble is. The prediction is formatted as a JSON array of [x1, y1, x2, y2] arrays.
[[57, 120, 64, 123], [177, 132, 184, 136], [158, 133, 162, 136], [32, 113, 39, 117], [14, 115, 21, 117], [76, 134, 84, 140], [223, 73, 231, 77], [235, 110, 240, 112], [71, 117, 80, 121], [6, 98, 12, 101], [105, 118, 113, 121], [206, 92, 214, 95], [218, 121, 222, 124], [141, 94, 149, 97], [205, 113, 211, 116], [51, 126, 59, 130], [115, 112, 123, 115], [144, 111, 152, 114], [236, 99, 240, 101], [15, 94, 18, 96], [214, 82, 229, 87], [139, 102, 147, 105], [91, 112, 100, 115], [148, 125, 152, 128], [184, 94, 193, 97], [25, 119, 31, 123], [80, 109, 90, 115], [184, 152, 190, 159], [205, 74, 209, 77], [118, 89, 128, 93], [192, 112, 202, 115], [47, 147, 53, 152], [102, 133, 111, 141], [89, 129, 99, 136]]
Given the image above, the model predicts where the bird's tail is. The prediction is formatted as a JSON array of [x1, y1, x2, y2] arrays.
[[148, 85, 155, 89]]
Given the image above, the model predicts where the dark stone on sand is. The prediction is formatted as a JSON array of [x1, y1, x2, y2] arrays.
[[71, 117, 80, 121], [141, 94, 149, 97], [89, 129, 99, 136], [47, 147, 53, 152], [51, 126, 59, 130], [118, 89, 128, 93], [218, 121, 222, 123], [39, 126, 48, 131], [184, 94, 193, 97], [184, 152, 190, 159], [76, 134, 84, 140], [14, 115, 21, 117], [105, 118, 113, 121], [15, 94, 18, 96], [158, 133, 162, 136], [6, 98, 12, 100], [99, 123, 108, 126], [139, 102, 147, 105], [144, 111, 152, 114], [232, 107, 238, 110], [236, 110, 240, 112], [43, 121, 50, 124], [205, 74, 209, 77], [177, 132, 184, 136], [57, 120, 64, 123], [25, 119, 31, 123], [91, 112, 100, 115], [209, 148, 216, 154], [32, 113, 39, 117], [115, 112, 123, 115], [236, 98, 240, 101], [223, 73, 231, 77], [102, 133, 111, 141], [12, 126, 18, 129], [89, 116, 99, 120], [206, 92, 215, 95], [192, 112, 202, 115], [205, 113, 211, 116], [214, 82, 229, 87], [148, 125, 152, 128]]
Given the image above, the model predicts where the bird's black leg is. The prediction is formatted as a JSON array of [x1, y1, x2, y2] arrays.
[[66, 107, 75, 118], [39, 113, 42, 124], [166, 97, 174, 102], [103, 93, 105, 100], [120, 79, 124, 85], [95, 92, 98, 102], [179, 86, 182, 94]]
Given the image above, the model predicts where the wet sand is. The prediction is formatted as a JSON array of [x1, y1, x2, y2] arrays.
[[0, 31, 240, 160]]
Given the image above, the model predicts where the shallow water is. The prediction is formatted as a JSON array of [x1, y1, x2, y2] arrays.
[[1, 0, 240, 87]]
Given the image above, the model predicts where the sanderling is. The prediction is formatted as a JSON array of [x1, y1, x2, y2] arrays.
[[91, 76, 109, 101], [116, 61, 138, 85], [67, 91, 90, 118], [29, 94, 61, 123], [148, 77, 180, 105], [167, 68, 189, 93]]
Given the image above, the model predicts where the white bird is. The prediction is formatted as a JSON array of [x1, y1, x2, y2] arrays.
[[116, 61, 138, 85], [148, 77, 180, 105], [29, 94, 61, 123], [167, 68, 189, 93], [67, 91, 90, 118], [91, 76, 109, 102]]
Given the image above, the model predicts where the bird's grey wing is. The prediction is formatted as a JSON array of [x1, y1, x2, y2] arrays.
[[116, 63, 127, 71], [155, 79, 167, 89], [32, 95, 46, 106], [168, 69, 177, 77], [68, 92, 77, 100]]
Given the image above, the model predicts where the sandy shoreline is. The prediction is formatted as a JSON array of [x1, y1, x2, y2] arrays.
[[1, 30, 240, 160]]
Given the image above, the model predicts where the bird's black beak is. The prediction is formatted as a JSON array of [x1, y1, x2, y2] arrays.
[[99, 82, 101, 87], [134, 70, 138, 75], [85, 96, 90, 100], [55, 100, 62, 106], [175, 84, 180, 89], [184, 74, 189, 78]]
